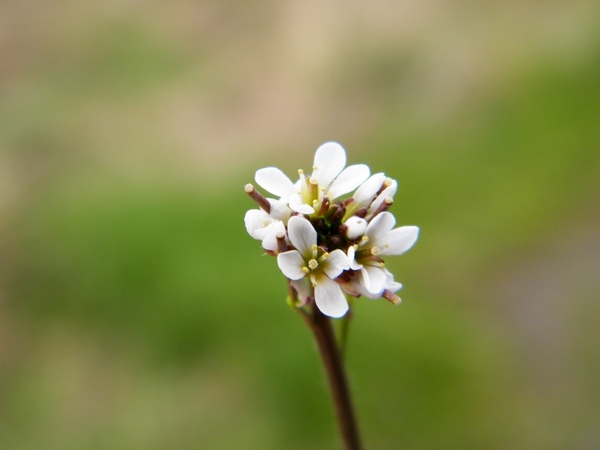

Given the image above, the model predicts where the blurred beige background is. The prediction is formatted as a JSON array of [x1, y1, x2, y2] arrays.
[[1, 1, 599, 449]]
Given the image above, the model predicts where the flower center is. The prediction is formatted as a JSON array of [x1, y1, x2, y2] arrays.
[[308, 259, 319, 270]]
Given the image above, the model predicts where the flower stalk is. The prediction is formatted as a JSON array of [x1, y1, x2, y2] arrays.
[[245, 141, 420, 449], [298, 294, 362, 450]]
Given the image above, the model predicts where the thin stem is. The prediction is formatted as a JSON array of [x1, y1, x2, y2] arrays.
[[337, 306, 353, 360], [302, 301, 362, 450]]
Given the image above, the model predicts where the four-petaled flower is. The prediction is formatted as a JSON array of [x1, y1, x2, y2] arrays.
[[348, 212, 419, 295], [277, 216, 350, 317], [255, 142, 370, 215]]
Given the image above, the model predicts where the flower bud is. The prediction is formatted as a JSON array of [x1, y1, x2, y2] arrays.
[[345, 216, 367, 239]]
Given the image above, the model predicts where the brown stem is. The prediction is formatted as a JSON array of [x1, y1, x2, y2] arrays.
[[302, 302, 362, 450]]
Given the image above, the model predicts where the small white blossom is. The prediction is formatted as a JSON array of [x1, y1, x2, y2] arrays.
[[349, 212, 418, 294], [343, 268, 403, 303], [244, 199, 291, 251], [256, 142, 370, 215], [277, 216, 350, 317]]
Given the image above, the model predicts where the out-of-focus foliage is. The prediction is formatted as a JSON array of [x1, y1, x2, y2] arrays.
[[1, 2, 599, 449]]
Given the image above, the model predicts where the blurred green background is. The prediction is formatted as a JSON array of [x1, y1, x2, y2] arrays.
[[1, 1, 599, 449]]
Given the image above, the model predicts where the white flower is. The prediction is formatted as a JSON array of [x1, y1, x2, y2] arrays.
[[344, 267, 402, 301], [255, 142, 370, 215], [349, 212, 419, 294], [277, 216, 350, 317], [244, 199, 291, 252]]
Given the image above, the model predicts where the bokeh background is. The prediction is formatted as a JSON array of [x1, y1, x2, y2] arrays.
[[1, 1, 600, 449]]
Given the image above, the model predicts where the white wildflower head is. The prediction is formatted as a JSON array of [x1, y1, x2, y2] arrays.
[[244, 142, 419, 317]]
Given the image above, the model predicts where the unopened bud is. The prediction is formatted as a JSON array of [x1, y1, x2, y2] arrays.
[[328, 204, 346, 224], [317, 196, 330, 216], [345, 216, 367, 239]]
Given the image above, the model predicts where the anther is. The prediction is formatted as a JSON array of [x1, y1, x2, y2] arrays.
[[302, 266, 310, 274], [245, 183, 271, 213]]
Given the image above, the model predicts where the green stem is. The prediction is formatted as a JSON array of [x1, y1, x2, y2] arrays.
[[301, 301, 362, 450]]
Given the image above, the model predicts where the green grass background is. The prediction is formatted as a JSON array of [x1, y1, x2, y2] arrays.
[[1, 2, 599, 449]]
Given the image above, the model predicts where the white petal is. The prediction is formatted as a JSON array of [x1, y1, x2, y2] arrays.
[[326, 164, 370, 200], [383, 269, 403, 292], [312, 142, 346, 188], [290, 279, 310, 306], [354, 173, 386, 207], [267, 199, 291, 222], [314, 276, 349, 318], [261, 221, 286, 251], [352, 278, 381, 299], [347, 246, 362, 270], [380, 226, 419, 255], [289, 193, 314, 214], [277, 250, 306, 280], [255, 167, 297, 200], [366, 211, 396, 245], [321, 249, 349, 280], [387, 281, 402, 292], [287, 216, 316, 258], [362, 264, 387, 294], [244, 209, 271, 239], [359, 267, 371, 291]]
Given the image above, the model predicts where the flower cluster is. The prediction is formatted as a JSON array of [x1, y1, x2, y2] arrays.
[[244, 142, 419, 318]]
